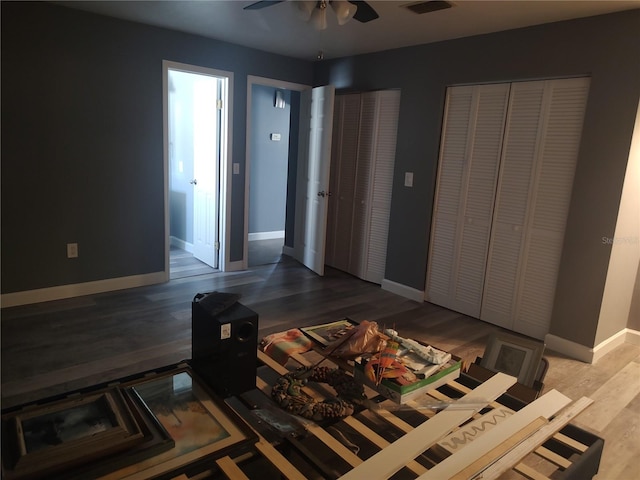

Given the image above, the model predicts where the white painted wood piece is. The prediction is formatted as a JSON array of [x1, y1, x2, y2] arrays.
[[337, 372, 517, 480], [417, 389, 571, 480], [477, 396, 593, 480], [436, 405, 515, 453]]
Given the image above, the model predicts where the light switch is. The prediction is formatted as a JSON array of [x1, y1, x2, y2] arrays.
[[270, 133, 281, 141], [233, 163, 240, 175], [405, 172, 414, 187]]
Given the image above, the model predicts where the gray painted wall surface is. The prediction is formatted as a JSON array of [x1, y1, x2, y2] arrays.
[[1, 1, 313, 293], [315, 9, 640, 348], [249, 85, 291, 234]]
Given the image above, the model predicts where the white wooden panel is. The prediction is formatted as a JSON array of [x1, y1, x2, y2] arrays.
[[364, 90, 401, 284], [515, 77, 590, 338], [338, 373, 518, 480], [418, 389, 571, 480], [427, 84, 509, 316], [481, 81, 545, 327], [426, 86, 474, 305], [349, 94, 376, 277]]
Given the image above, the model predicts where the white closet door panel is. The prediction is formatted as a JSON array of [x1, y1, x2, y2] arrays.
[[350, 93, 377, 276], [426, 86, 474, 308], [327, 94, 361, 272], [364, 90, 401, 284], [454, 84, 510, 314], [481, 82, 546, 325], [515, 77, 590, 338], [427, 84, 509, 316], [426, 216, 458, 304], [481, 223, 523, 328]]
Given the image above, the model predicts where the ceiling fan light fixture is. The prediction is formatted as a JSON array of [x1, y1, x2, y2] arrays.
[[310, 4, 328, 30], [296, 1, 315, 21], [331, 0, 358, 25]]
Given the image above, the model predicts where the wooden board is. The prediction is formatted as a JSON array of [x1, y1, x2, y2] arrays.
[[417, 389, 571, 479], [337, 372, 517, 480]]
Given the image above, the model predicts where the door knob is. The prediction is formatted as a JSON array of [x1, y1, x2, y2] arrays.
[[190, 179, 197, 185], [317, 191, 326, 197]]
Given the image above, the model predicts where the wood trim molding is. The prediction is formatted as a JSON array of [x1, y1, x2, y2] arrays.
[[0, 272, 167, 308], [545, 328, 635, 364], [381, 279, 425, 302]]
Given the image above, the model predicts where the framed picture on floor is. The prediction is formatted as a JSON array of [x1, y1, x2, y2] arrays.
[[108, 367, 256, 479], [480, 332, 545, 387], [300, 318, 357, 347], [1, 388, 144, 480]]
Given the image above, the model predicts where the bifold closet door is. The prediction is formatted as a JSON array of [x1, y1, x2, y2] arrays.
[[325, 94, 361, 272], [358, 90, 401, 284], [481, 77, 590, 338], [426, 84, 511, 317]]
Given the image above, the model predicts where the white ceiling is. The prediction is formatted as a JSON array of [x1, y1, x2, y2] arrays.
[[55, 1, 640, 60]]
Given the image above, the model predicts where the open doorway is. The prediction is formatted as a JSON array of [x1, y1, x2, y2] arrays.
[[245, 76, 309, 269], [163, 61, 232, 279]]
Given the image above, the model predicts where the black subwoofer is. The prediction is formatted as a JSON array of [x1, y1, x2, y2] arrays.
[[191, 292, 258, 397]]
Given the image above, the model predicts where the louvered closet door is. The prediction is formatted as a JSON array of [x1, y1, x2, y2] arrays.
[[481, 78, 590, 338], [426, 84, 510, 317], [350, 93, 377, 277], [326, 94, 361, 271], [362, 90, 401, 284]]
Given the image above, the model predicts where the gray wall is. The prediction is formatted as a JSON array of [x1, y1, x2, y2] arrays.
[[249, 85, 291, 234], [1, 1, 313, 293], [315, 9, 640, 349]]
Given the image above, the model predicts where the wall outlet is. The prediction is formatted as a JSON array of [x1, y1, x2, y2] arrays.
[[220, 323, 231, 340], [67, 243, 78, 258], [405, 172, 414, 187]]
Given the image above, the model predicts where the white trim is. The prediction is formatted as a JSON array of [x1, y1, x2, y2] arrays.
[[545, 328, 634, 364], [381, 279, 425, 302], [244, 75, 311, 270], [248, 231, 285, 241], [170, 236, 194, 253], [626, 328, 640, 345], [283, 245, 295, 257], [163, 60, 234, 274], [0, 273, 166, 308]]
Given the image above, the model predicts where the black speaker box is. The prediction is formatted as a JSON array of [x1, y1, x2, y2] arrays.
[[191, 292, 258, 397]]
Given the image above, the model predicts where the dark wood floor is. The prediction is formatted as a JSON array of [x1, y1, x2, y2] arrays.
[[1, 255, 638, 479]]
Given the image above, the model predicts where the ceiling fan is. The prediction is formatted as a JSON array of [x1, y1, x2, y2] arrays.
[[244, 1, 380, 30]]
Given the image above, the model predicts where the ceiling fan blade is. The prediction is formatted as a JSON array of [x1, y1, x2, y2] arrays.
[[244, 1, 285, 10], [349, 1, 379, 23]]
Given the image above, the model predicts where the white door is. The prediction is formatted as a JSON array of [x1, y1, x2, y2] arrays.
[[294, 85, 336, 275], [192, 76, 221, 268]]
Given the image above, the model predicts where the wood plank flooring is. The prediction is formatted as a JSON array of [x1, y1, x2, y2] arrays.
[[1, 254, 639, 479]]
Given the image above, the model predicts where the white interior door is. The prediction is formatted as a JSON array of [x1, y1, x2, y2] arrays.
[[192, 77, 220, 268], [294, 85, 336, 275]]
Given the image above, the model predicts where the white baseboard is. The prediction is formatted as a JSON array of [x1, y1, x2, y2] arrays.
[[248, 231, 285, 241], [170, 236, 193, 253], [283, 245, 295, 257], [381, 279, 424, 302], [1, 272, 168, 308], [545, 328, 635, 364], [625, 328, 640, 345]]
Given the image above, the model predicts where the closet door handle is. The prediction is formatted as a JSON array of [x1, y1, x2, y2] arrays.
[[318, 190, 332, 197]]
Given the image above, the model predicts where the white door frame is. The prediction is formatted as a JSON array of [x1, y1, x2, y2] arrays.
[[163, 60, 234, 277], [244, 75, 310, 270]]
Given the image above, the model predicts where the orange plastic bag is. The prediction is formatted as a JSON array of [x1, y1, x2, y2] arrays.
[[330, 320, 387, 359]]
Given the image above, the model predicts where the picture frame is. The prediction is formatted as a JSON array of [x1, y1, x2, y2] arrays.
[[480, 332, 545, 387], [1, 388, 144, 480], [300, 318, 357, 347], [105, 367, 256, 479]]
